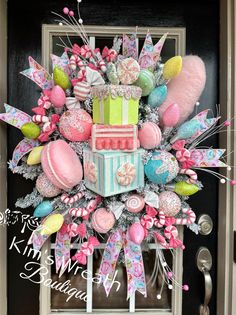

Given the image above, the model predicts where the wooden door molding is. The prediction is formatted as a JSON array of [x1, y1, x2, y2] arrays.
[[0, 0, 8, 314], [218, 0, 236, 315]]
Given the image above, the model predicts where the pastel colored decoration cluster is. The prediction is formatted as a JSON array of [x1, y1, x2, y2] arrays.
[[1, 0, 235, 302]]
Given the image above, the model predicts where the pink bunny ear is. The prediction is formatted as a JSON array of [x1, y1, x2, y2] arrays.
[[159, 55, 206, 124]]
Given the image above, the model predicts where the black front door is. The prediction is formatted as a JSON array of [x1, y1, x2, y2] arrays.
[[7, 0, 219, 314]]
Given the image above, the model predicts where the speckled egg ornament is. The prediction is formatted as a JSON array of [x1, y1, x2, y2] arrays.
[[144, 151, 179, 184], [36, 172, 61, 198], [159, 191, 181, 217], [59, 109, 93, 141], [134, 69, 155, 96]]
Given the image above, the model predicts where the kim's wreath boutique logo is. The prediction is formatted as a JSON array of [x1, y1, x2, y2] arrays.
[[9, 236, 121, 302]]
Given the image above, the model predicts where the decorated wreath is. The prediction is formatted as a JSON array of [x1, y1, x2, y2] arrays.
[[1, 1, 235, 299]]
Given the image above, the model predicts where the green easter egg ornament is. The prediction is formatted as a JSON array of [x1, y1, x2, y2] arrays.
[[53, 66, 71, 90], [21, 122, 41, 139]]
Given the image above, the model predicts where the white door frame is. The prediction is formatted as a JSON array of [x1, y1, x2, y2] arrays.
[[218, 1, 236, 315], [0, 0, 236, 314]]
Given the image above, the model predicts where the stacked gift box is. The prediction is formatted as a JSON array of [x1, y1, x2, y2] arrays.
[[83, 84, 145, 197]]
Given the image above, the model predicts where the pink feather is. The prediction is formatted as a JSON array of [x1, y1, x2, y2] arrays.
[[159, 55, 206, 124]]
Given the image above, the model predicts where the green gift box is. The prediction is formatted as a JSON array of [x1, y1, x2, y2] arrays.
[[91, 85, 142, 125]]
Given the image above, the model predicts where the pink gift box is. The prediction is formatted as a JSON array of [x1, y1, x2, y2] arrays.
[[89, 124, 140, 152]]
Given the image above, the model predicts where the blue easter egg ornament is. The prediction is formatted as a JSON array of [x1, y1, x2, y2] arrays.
[[148, 85, 167, 108], [34, 201, 53, 218], [144, 151, 179, 185]]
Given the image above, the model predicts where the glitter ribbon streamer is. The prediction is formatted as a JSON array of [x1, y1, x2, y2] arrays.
[[8, 138, 39, 171], [55, 222, 71, 275], [185, 110, 220, 144], [20, 56, 53, 90], [99, 229, 147, 299], [190, 148, 227, 167], [51, 52, 70, 74], [0, 104, 32, 129]]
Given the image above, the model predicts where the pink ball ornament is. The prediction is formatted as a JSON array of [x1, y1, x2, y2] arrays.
[[69, 10, 74, 17], [224, 120, 231, 127], [36, 172, 61, 198], [59, 109, 93, 141], [230, 180, 236, 186], [49, 85, 66, 108], [162, 103, 180, 127], [125, 194, 145, 213], [138, 122, 162, 150], [63, 7, 69, 14], [183, 284, 189, 291], [159, 191, 181, 217], [129, 222, 145, 245]]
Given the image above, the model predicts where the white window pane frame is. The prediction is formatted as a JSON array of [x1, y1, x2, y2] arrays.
[[40, 24, 186, 315]]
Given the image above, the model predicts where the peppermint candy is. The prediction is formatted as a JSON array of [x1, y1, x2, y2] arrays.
[[74, 81, 91, 101], [141, 214, 154, 229], [116, 163, 136, 186], [153, 210, 166, 228], [175, 208, 196, 225], [32, 115, 49, 124], [164, 225, 178, 240], [61, 191, 85, 204], [67, 223, 79, 237], [179, 168, 198, 184]]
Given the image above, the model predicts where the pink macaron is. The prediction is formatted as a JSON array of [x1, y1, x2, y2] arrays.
[[138, 122, 162, 149], [41, 139, 83, 190], [91, 208, 116, 233], [59, 109, 93, 142]]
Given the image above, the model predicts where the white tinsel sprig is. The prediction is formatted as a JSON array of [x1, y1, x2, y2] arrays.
[[15, 188, 44, 208]]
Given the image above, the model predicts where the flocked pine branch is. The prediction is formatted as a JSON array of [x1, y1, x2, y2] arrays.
[[12, 161, 42, 180], [15, 188, 44, 208]]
